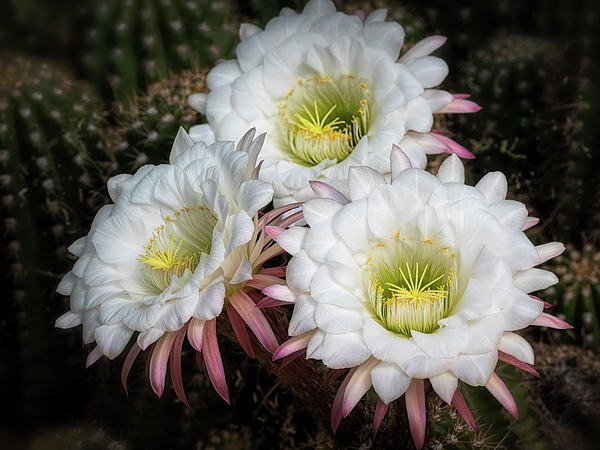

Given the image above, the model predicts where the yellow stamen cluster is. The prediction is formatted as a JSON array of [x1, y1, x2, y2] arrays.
[[278, 75, 371, 166], [365, 235, 458, 336]]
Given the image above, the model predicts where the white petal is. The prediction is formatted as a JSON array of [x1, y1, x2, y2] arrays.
[[371, 362, 412, 404], [288, 294, 318, 336], [307, 329, 326, 359], [315, 303, 366, 333], [364, 21, 404, 60], [239, 22, 262, 40], [400, 353, 452, 378], [436, 154, 465, 184], [137, 328, 165, 350], [310, 265, 363, 308], [462, 312, 505, 355], [303, 198, 344, 226], [399, 36, 447, 63], [475, 172, 507, 204], [332, 199, 371, 252], [412, 325, 468, 359], [364, 8, 388, 25], [236, 179, 273, 217], [406, 56, 449, 88], [347, 166, 387, 201], [422, 89, 454, 113], [402, 96, 433, 133], [501, 289, 544, 331], [450, 351, 497, 386], [490, 200, 528, 230], [513, 268, 558, 294], [95, 322, 134, 359], [287, 250, 321, 293], [277, 226, 309, 255], [189, 124, 216, 144], [497, 332, 535, 364], [430, 371, 458, 404], [193, 278, 226, 321], [321, 330, 371, 369], [363, 318, 420, 364]]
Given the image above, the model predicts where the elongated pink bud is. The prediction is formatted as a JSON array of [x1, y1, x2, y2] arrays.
[[406, 378, 426, 449], [331, 367, 357, 433], [436, 98, 482, 114], [430, 132, 475, 159], [202, 318, 230, 404], [273, 330, 315, 361], [498, 350, 541, 378], [373, 397, 389, 439], [486, 372, 518, 418], [532, 313, 573, 329], [227, 304, 254, 358], [451, 388, 478, 432], [277, 210, 304, 228], [149, 332, 178, 397], [229, 290, 279, 353], [121, 344, 142, 397], [310, 180, 350, 205], [170, 324, 190, 407]]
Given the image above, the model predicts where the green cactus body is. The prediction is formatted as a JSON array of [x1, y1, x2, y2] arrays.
[[543, 244, 600, 346], [77, 0, 238, 103], [106, 69, 208, 170], [0, 56, 111, 425]]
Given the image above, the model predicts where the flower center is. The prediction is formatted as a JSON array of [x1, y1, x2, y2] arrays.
[[278, 75, 372, 166], [138, 206, 217, 292], [366, 236, 458, 336]]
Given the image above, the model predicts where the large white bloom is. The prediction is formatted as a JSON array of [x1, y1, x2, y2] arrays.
[[56, 128, 274, 362], [270, 151, 568, 448], [188, 0, 478, 208]]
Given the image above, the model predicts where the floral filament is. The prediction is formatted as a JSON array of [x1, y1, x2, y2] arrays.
[[278, 75, 372, 166]]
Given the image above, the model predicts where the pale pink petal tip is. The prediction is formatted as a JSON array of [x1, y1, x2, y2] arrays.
[[453, 94, 471, 100], [149, 332, 178, 398], [281, 349, 306, 368], [227, 303, 254, 358], [321, 368, 349, 391], [215, 59, 226, 66], [352, 9, 366, 21], [265, 225, 285, 240], [523, 217, 539, 231], [86, 346, 104, 369], [532, 312, 573, 329], [430, 133, 475, 159], [255, 297, 292, 308], [272, 331, 313, 361], [170, 325, 190, 407], [262, 284, 299, 303], [331, 368, 356, 433], [252, 160, 264, 180], [310, 180, 350, 205], [452, 388, 478, 432], [203, 319, 230, 404], [436, 98, 482, 114], [498, 351, 541, 378], [530, 295, 552, 309], [536, 242, 565, 263], [230, 291, 279, 353], [121, 344, 142, 397], [373, 398, 389, 439], [406, 379, 426, 449], [486, 372, 518, 419]]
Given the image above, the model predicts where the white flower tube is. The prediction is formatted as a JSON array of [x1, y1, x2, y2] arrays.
[[270, 150, 569, 448], [188, 0, 479, 208]]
